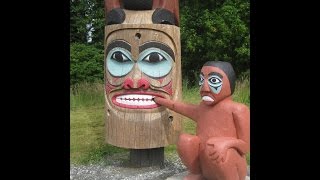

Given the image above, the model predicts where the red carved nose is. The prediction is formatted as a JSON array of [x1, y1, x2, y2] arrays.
[[123, 78, 150, 90], [137, 78, 150, 89], [123, 78, 134, 89]]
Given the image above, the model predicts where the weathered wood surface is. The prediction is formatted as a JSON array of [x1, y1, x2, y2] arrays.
[[104, 23, 182, 149], [105, 103, 182, 148], [104, 1, 182, 150]]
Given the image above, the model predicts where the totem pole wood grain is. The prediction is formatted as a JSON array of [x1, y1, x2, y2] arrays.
[[104, 0, 181, 166]]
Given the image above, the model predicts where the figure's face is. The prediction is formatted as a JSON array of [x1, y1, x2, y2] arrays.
[[199, 66, 231, 105], [105, 28, 177, 111]]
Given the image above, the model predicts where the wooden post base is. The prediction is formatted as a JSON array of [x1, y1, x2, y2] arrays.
[[129, 147, 164, 167]]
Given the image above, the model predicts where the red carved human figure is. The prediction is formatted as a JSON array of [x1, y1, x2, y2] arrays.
[[154, 61, 250, 180]]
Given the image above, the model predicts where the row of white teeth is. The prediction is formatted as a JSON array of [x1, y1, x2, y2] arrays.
[[116, 94, 156, 106]]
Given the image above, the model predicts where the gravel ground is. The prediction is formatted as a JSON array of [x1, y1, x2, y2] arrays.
[[70, 153, 186, 180], [70, 153, 250, 180]]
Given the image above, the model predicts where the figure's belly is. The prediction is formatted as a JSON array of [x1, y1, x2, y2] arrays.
[[196, 121, 237, 142]]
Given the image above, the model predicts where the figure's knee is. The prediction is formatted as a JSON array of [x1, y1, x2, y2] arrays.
[[177, 134, 200, 156], [178, 133, 200, 148], [223, 148, 246, 166], [177, 134, 201, 174]]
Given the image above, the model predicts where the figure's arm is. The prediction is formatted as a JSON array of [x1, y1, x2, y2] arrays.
[[230, 104, 250, 155], [154, 97, 198, 121]]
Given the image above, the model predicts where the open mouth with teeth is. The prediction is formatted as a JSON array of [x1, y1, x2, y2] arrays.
[[112, 92, 163, 109]]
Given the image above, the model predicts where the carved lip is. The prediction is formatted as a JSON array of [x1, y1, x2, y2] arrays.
[[200, 92, 215, 105], [202, 95, 214, 102], [112, 91, 164, 109]]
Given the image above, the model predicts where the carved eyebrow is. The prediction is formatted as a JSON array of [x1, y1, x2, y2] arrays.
[[106, 40, 131, 54], [200, 72, 204, 76], [139, 42, 175, 61], [208, 72, 223, 79]]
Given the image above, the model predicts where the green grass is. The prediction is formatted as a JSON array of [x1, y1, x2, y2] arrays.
[[70, 78, 250, 165], [70, 82, 105, 109], [233, 77, 250, 107], [70, 83, 127, 164], [70, 106, 127, 164]]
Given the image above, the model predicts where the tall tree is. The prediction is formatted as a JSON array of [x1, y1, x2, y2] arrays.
[[70, 0, 105, 48], [180, 0, 250, 85], [89, 0, 105, 49]]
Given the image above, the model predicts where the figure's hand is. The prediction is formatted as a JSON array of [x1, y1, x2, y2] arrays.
[[153, 97, 162, 103], [153, 97, 177, 111], [153, 97, 167, 106], [206, 138, 229, 164]]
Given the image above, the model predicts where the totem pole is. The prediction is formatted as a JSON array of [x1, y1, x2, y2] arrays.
[[104, 0, 182, 167], [154, 61, 250, 180]]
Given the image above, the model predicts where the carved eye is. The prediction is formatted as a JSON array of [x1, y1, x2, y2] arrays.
[[142, 52, 165, 63], [209, 77, 221, 84], [138, 48, 173, 78], [207, 75, 223, 94], [208, 76, 222, 87], [111, 51, 130, 62], [106, 48, 134, 77]]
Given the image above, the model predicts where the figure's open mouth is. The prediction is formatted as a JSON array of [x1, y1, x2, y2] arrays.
[[202, 95, 214, 102], [112, 92, 163, 109], [201, 95, 215, 105]]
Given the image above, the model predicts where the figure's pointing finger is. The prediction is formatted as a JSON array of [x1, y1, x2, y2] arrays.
[[152, 96, 157, 102]]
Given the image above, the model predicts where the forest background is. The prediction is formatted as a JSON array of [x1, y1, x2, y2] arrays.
[[70, 0, 250, 86]]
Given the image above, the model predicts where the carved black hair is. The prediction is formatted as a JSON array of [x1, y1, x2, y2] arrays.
[[203, 61, 236, 94], [152, 8, 176, 26], [106, 0, 178, 26], [106, 8, 125, 25]]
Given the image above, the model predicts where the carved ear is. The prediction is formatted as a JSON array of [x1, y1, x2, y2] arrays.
[[152, 8, 176, 26], [106, 8, 125, 25], [122, 0, 153, 10]]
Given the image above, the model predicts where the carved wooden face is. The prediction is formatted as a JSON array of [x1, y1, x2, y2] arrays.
[[105, 29, 176, 110], [104, 2, 182, 148], [199, 66, 232, 106], [104, 24, 181, 148]]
